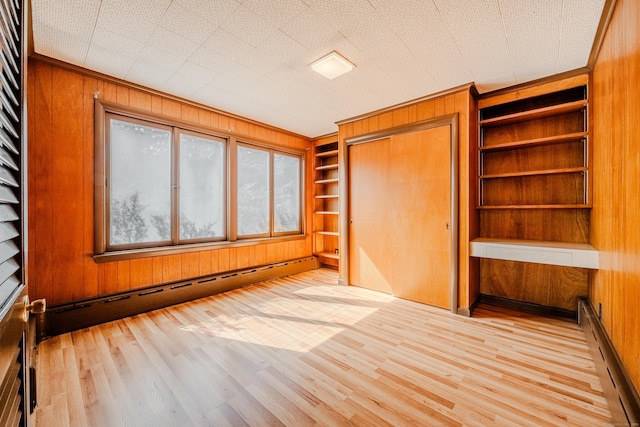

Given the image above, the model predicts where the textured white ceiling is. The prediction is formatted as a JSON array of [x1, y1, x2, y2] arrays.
[[32, 0, 606, 137]]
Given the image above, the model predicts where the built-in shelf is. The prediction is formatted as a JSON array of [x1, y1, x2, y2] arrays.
[[479, 100, 587, 128], [313, 140, 340, 266], [479, 167, 587, 180], [316, 231, 339, 236], [315, 251, 339, 260], [315, 164, 338, 171], [477, 204, 591, 210], [479, 132, 587, 152], [315, 149, 338, 158], [470, 238, 599, 269], [315, 178, 338, 184]]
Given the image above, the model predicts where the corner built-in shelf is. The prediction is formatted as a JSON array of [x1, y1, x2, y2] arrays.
[[470, 238, 599, 269], [313, 139, 340, 267], [476, 76, 593, 312], [479, 100, 587, 127]]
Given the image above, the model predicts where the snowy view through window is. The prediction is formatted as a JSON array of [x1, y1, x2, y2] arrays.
[[108, 118, 301, 248], [109, 119, 171, 245]]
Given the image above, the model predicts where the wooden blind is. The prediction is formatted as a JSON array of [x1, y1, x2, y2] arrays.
[[0, 0, 22, 318]]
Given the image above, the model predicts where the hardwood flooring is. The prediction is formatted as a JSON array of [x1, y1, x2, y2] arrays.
[[34, 269, 612, 426]]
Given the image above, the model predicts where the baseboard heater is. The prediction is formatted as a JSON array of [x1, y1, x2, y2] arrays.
[[44, 256, 318, 338], [578, 297, 640, 425]]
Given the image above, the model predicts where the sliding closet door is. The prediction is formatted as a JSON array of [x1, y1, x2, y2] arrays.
[[348, 125, 452, 309], [348, 137, 393, 294]]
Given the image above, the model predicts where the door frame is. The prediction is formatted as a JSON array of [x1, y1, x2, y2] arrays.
[[339, 114, 459, 313]]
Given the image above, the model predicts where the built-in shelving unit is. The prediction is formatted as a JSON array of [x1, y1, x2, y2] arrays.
[[313, 140, 340, 266], [473, 74, 596, 311]]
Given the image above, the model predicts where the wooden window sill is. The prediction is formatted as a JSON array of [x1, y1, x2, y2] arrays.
[[93, 234, 308, 263]]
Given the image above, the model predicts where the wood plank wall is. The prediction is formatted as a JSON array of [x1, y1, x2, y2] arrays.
[[27, 59, 313, 306], [590, 0, 640, 395], [337, 87, 480, 312]]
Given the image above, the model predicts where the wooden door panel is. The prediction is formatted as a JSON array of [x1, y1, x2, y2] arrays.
[[389, 127, 451, 308], [348, 126, 452, 309], [348, 138, 393, 292]]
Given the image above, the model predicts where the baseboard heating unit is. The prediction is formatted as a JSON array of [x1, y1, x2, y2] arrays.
[[44, 256, 318, 338], [578, 297, 640, 426]]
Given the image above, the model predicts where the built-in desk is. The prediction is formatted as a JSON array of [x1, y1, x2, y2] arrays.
[[470, 238, 599, 269]]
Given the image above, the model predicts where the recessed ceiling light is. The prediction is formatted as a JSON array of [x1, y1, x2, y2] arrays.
[[310, 51, 355, 80]]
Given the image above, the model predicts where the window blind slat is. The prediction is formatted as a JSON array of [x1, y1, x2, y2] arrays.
[[0, 147, 17, 170], [0, 128, 17, 154], [0, 240, 17, 266], [0, 90, 17, 122], [0, 275, 19, 315], [0, 167, 16, 187], [0, 204, 16, 222], [0, 108, 17, 139], [0, 221, 17, 245], [0, 186, 17, 204], [7, 0, 17, 26], [0, 59, 17, 90], [0, 257, 18, 287], [0, 2, 18, 52], [0, 73, 17, 107]]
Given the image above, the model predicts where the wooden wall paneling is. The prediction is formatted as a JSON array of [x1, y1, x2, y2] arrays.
[[210, 250, 219, 275], [103, 262, 118, 295], [128, 89, 152, 111], [129, 258, 153, 289], [198, 251, 212, 276], [591, 0, 640, 393], [116, 260, 130, 292], [30, 60, 54, 303], [162, 255, 182, 283], [83, 76, 99, 299], [52, 67, 85, 303], [152, 257, 164, 285], [217, 248, 230, 272], [28, 59, 313, 306], [480, 259, 588, 310], [480, 209, 589, 242], [181, 252, 200, 279]]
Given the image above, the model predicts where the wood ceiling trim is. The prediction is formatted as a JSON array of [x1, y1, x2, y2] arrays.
[[587, 0, 618, 69]]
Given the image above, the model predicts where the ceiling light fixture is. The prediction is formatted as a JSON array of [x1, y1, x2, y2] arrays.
[[310, 51, 355, 80]]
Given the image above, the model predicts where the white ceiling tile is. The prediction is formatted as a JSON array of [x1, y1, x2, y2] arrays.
[[32, 0, 101, 41], [126, 61, 174, 87], [220, 5, 279, 47], [158, 3, 217, 45], [499, 0, 563, 82], [256, 31, 310, 69], [96, 0, 172, 43], [85, 46, 135, 79], [168, 0, 242, 28], [189, 47, 235, 75], [174, 62, 216, 85], [137, 46, 186, 73], [146, 27, 200, 61], [203, 29, 254, 61], [243, 0, 310, 28], [557, 0, 607, 73], [31, 0, 608, 137], [88, 27, 145, 60], [280, 9, 344, 51], [163, 74, 207, 100], [433, 0, 515, 92]]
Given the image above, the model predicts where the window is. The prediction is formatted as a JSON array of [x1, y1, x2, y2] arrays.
[[237, 144, 302, 238], [95, 100, 304, 257]]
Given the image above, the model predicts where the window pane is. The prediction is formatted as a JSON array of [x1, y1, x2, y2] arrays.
[[274, 153, 301, 233], [180, 134, 225, 240], [109, 119, 171, 246], [237, 146, 270, 236]]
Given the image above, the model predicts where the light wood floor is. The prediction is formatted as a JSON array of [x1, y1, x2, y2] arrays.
[[34, 268, 612, 426]]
